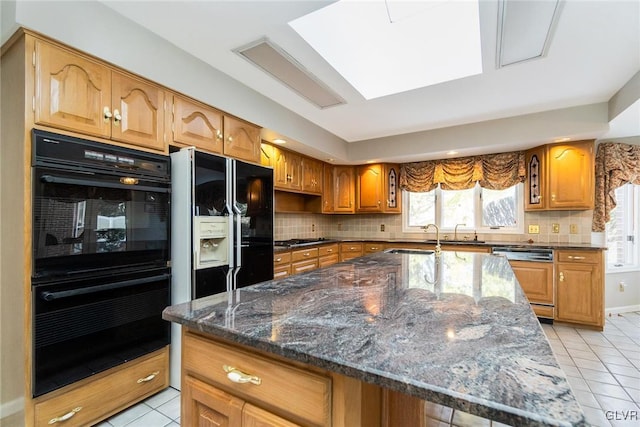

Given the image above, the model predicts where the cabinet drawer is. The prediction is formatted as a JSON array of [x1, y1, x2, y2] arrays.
[[318, 244, 339, 257], [274, 265, 291, 279], [532, 305, 554, 319], [291, 247, 319, 262], [183, 331, 331, 426], [319, 253, 339, 268], [364, 243, 385, 253], [557, 250, 601, 264], [292, 259, 318, 274], [35, 348, 168, 427], [274, 251, 292, 266], [340, 243, 363, 253]]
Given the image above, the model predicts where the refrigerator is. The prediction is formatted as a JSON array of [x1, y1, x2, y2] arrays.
[[169, 147, 274, 388]]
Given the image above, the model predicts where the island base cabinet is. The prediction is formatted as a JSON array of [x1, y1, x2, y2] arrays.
[[34, 347, 169, 427]]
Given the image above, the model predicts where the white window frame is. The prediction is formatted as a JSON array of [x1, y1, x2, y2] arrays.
[[403, 183, 525, 235], [606, 183, 640, 273]]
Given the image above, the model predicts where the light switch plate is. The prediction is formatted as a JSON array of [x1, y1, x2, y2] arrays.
[[528, 225, 540, 234]]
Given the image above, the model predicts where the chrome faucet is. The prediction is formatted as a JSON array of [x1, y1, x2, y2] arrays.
[[422, 223, 441, 256], [454, 223, 466, 241]]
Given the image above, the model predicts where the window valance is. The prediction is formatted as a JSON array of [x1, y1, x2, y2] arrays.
[[399, 151, 526, 192], [592, 142, 640, 232]]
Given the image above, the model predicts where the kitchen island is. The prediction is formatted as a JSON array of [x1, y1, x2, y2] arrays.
[[163, 250, 586, 427]]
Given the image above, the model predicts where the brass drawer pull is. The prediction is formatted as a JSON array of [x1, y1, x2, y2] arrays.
[[223, 365, 262, 385], [567, 255, 586, 260], [327, 249, 333, 252], [275, 257, 282, 262], [49, 407, 82, 424], [304, 252, 310, 257], [137, 371, 159, 384]]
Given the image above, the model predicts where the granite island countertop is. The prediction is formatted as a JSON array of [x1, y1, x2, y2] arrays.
[[163, 250, 587, 427]]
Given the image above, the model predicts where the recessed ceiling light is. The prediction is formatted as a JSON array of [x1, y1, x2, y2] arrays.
[[447, 150, 458, 155], [553, 137, 571, 143], [273, 138, 287, 144]]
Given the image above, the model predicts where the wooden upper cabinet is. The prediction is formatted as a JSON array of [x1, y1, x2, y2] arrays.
[[34, 39, 111, 138], [302, 157, 323, 195], [223, 115, 261, 164], [333, 166, 355, 213], [110, 71, 165, 151], [322, 164, 335, 213], [356, 164, 401, 213], [525, 140, 594, 211], [273, 147, 303, 191], [171, 93, 223, 154], [34, 39, 167, 152]]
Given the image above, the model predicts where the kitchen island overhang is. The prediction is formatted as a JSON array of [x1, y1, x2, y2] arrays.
[[164, 250, 587, 427]]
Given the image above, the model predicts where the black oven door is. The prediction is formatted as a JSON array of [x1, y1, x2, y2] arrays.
[[32, 268, 171, 397], [32, 166, 170, 280]]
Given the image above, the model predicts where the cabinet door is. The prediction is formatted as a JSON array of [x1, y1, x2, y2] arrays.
[[273, 148, 302, 191], [34, 40, 111, 138], [172, 94, 223, 153], [548, 141, 594, 209], [182, 375, 243, 427], [223, 116, 261, 163], [356, 164, 383, 212], [509, 261, 553, 305], [243, 403, 300, 427], [287, 152, 303, 192], [556, 262, 602, 326], [111, 71, 165, 151], [525, 146, 546, 211], [302, 157, 323, 194], [322, 165, 335, 213], [333, 166, 355, 213]]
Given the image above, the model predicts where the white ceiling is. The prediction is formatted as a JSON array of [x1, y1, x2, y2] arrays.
[[98, 0, 639, 160]]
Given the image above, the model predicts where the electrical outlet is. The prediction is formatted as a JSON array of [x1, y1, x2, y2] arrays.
[[380, 224, 385, 232], [312, 224, 315, 232], [570, 224, 578, 234], [619, 281, 626, 292], [338, 223, 342, 231], [552, 223, 560, 233], [528, 224, 540, 234]]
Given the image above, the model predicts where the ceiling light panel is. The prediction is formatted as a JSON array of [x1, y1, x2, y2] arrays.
[[235, 38, 345, 109], [497, 0, 562, 68], [289, 0, 483, 100]]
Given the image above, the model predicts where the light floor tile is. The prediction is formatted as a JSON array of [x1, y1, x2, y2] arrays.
[[156, 396, 181, 420], [122, 410, 172, 427], [144, 387, 180, 409], [588, 381, 635, 401], [104, 402, 152, 427], [581, 406, 612, 427]]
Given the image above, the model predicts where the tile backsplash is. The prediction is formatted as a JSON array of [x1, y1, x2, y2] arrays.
[[275, 210, 594, 244]]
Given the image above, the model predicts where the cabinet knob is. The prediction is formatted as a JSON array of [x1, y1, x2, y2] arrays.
[[113, 109, 122, 126], [223, 365, 261, 385], [559, 272, 565, 282], [48, 407, 82, 424], [103, 106, 112, 122], [216, 130, 223, 140], [227, 136, 233, 143], [137, 371, 159, 384]]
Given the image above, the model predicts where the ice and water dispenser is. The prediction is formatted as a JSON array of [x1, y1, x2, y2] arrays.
[[193, 216, 229, 269]]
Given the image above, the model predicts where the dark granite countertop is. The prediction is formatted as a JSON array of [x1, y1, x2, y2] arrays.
[[164, 250, 586, 426], [274, 237, 605, 252]]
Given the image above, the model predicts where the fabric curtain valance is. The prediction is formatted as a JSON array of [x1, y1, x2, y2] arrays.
[[399, 151, 526, 192], [592, 142, 640, 232]]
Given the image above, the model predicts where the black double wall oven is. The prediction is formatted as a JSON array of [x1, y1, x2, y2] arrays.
[[31, 130, 171, 397]]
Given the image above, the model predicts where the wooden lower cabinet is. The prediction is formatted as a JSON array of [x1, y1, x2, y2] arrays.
[[339, 243, 363, 261], [182, 330, 331, 427], [34, 347, 169, 427], [274, 251, 292, 279], [509, 260, 554, 319], [318, 244, 340, 268], [555, 250, 604, 329]]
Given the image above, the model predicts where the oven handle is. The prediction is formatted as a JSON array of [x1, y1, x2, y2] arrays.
[[40, 273, 171, 301], [40, 174, 170, 193]]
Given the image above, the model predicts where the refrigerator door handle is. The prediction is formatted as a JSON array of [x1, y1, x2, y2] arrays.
[[230, 160, 243, 267], [225, 158, 236, 268]]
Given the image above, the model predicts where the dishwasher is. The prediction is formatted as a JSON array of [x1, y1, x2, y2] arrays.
[[491, 246, 555, 322]]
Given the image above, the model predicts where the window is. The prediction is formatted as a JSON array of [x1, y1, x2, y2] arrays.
[[404, 183, 524, 234], [606, 183, 639, 271]]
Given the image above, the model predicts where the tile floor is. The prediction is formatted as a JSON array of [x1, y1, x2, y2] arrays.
[[95, 312, 640, 427]]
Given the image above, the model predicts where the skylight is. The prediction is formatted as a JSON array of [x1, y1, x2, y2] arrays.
[[289, 0, 483, 100]]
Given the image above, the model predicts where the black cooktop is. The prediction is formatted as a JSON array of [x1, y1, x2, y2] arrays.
[[274, 238, 330, 247]]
